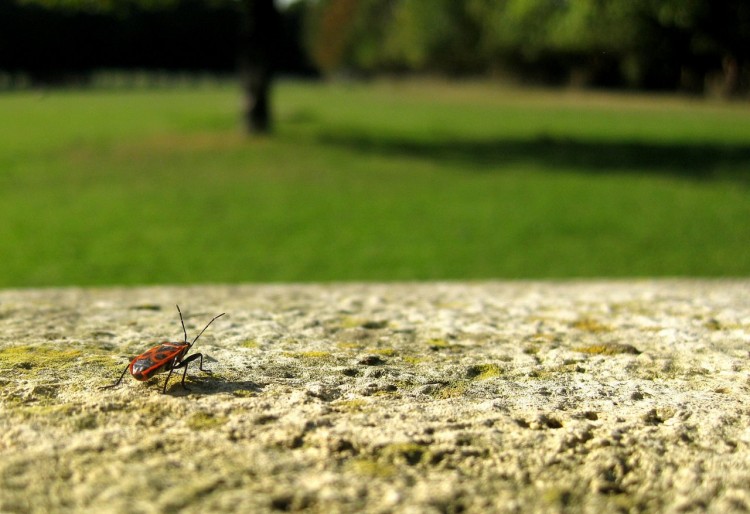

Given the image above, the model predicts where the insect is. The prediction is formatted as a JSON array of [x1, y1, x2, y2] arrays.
[[101, 305, 225, 393]]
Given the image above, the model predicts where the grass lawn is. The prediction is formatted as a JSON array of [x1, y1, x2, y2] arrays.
[[0, 80, 748, 287]]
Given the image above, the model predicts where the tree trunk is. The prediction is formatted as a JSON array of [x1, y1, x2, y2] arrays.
[[239, 0, 280, 134]]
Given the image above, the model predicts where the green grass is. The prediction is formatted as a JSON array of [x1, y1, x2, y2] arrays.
[[0, 80, 748, 286]]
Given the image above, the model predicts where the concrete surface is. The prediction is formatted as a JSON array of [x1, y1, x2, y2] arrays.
[[0, 281, 748, 513]]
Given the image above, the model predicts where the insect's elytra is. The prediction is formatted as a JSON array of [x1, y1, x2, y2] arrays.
[[101, 305, 225, 393]]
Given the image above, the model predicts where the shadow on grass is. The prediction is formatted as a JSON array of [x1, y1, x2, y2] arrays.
[[319, 132, 750, 184]]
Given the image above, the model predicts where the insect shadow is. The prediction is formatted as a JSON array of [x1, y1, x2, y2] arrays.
[[166, 377, 266, 396]]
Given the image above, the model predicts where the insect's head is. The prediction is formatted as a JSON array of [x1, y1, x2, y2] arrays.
[[176, 305, 226, 349]]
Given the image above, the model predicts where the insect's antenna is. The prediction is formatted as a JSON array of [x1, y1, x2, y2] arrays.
[[177, 305, 188, 343], [191, 312, 226, 346]]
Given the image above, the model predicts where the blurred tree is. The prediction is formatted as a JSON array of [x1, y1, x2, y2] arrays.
[[385, 0, 483, 74], [306, 0, 359, 73], [307, 0, 482, 75], [5, 0, 749, 96], [474, 0, 639, 85], [238, 0, 281, 133], [631, 0, 750, 95], [305, 0, 749, 96], [11, 0, 282, 132]]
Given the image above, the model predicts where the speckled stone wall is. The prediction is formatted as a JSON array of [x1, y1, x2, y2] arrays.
[[0, 281, 748, 512]]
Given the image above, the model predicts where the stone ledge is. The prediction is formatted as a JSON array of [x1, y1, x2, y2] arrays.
[[0, 280, 748, 512]]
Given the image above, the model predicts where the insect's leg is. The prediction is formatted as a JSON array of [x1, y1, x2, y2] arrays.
[[173, 353, 209, 390], [197, 353, 212, 373], [175, 353, 210, 372], [100, 363, 130, 390], [162, 362, 177, 394], [180, 361, 191, 391]]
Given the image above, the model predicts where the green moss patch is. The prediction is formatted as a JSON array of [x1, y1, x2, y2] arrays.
[[427, 338, 462, 352], [370, 348, 396, 357], [283, 351, 333, 360], [570, 318, 612, 333], [380, 442, 429, 466], [574, 343, 640, 356], [434, 381, 469, 399], [0, 346, 83, 374], [333, 399, 368, 412], [466, 363, 503, 380], [347, 458, 397, 479], [187, 412, 228, 430]]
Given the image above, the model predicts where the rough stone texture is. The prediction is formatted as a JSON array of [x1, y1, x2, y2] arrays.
[[0, 281, 748, 513]]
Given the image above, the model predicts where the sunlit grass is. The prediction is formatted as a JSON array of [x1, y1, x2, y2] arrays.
[[0, 80, 748, 286]]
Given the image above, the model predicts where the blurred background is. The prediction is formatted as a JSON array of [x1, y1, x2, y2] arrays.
[[0, 0, 748, 287]]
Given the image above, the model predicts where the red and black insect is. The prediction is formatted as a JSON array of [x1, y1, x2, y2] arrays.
[[101, 305, 225, 393]]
